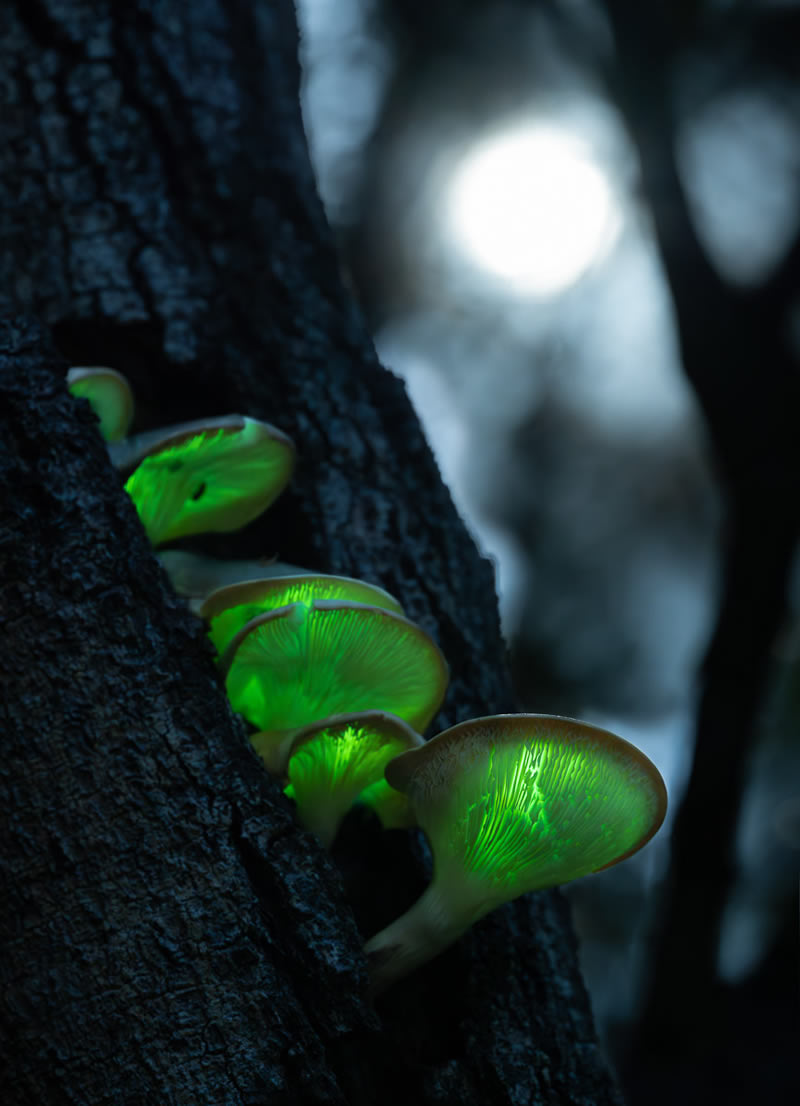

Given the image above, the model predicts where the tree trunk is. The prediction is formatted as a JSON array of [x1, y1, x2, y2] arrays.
[[0, 3, 621, 1103]]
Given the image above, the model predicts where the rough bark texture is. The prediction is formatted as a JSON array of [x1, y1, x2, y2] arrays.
[[0, 3, 621, 1104]]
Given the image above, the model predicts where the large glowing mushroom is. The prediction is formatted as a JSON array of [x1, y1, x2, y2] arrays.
[[365, 713, 667, 994], [220, 600, 448, 774]]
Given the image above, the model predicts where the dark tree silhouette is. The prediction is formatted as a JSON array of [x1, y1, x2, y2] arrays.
[[0, 3, 622, 1103]]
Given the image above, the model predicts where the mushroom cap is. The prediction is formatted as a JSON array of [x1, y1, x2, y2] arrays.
[[157, 550, 283, 601], [123, 415, 295, 546], [284, 710, 423, 846], [67, 366, 134, 442], [201, 574, 405, 655], [385, 713, 667, 908], [221, 600, 448, 773]]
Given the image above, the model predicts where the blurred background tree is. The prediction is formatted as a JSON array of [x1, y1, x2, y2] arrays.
[[295, 1, 800, 1103]]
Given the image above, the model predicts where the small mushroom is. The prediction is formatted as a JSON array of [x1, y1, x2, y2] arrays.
[[157, 550, 290, 603], [67, 366, 134, 442], [364, 713, 667, 994], [220, 599, 448, 774], [200, 573, 405, 655], [283, 711, 423, 848], [121, 415, 295, 546]]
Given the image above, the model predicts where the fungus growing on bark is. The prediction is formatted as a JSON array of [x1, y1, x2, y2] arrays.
[[121, 415, 295, 546], [67, 366, 134, 442], [200, 573, 404, 655], [283, 711, 423, 848], [220, 600, 448, 773], [157, 550, 286, 605], [365, 713, 667, 994], [355, 777, 416, 830]]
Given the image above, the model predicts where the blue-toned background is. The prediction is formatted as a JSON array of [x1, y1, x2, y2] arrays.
[[296, 2, 800, 1102]]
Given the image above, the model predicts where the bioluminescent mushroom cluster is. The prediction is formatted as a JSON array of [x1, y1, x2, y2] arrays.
[[67, 364, 448, 842], [69, 366, 669, 994], [222, 600, 448, 773]]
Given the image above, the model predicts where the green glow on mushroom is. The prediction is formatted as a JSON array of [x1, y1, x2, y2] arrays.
[[67, 366, 134, 442], [123, 416, 295, 546], [283, 711, 423, 848], [221, 600, 448, 773], [201, 574, 405, 656], [365, 714, 667, 993], [355, 777, 416, 830]]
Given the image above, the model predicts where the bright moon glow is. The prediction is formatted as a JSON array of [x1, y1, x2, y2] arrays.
[[447, 125, 619, 295]]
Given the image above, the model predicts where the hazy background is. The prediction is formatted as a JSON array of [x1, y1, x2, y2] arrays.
[[294, 1, 799, 1101]]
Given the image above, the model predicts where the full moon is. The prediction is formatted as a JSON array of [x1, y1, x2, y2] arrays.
[[446, 123, 619, 295]]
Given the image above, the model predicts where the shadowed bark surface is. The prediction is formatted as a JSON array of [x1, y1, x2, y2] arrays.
[[0, 3, 621, 1104]]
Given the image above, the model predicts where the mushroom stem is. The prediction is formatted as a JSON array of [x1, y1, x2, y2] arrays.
[[293, 799, 341, 850], [251, 727, 303, 776], [364, 880, 469, 996]]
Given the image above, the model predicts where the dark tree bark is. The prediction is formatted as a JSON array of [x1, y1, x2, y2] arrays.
[[0, 3, 621, 1104]]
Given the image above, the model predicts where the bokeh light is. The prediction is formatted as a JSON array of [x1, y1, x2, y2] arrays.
[[446, 123, 620, 295]]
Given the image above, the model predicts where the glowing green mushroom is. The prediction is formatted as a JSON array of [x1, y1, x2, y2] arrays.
[[284, 711, 423, 848], [355, 777, 416, 830], [220, 599, 448, 774], [200, 573, 405, 656], [365, 713, 667, 994], [67, 366, 134, 442], [122, 415, 295, 546]]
